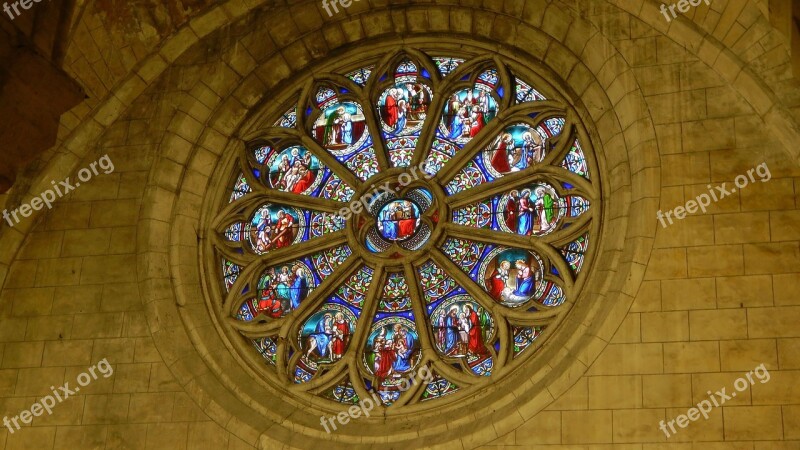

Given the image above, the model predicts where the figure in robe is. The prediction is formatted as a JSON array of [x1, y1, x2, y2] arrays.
[[490, 134, 512, 173], [306, 314, 333, 359], [323, 107, 345, 146], [397, 202, 416, 238], [512, 137, 528, 171], [275, 155, 291, 189], [392, 325, 413, 372], [255, 213, 273, 253], [416, 84, 427, 111], [513, 260, 534, 298], [523, 132, 542, 164], [288, 148, 303, 167], [291, 166, 315, 194], [487, 260, 511, 300], [330, 313, 349, 360], [535, 187, 555, 232], [273, 211, 295, 248], [341, 113, 354, 145], [443, 307, 460, 355], [385, 89, 398, 127], [469, 92, 486, 137], [282, 164, 302, 192], [478, 91, 490, 119], [465, 304, 489, 356], [291, 153, 316, 194], [437, 315, 445, 349], [407, 84, 419, 111], [448, 107, 466, 140], [505, 190, 519, 231], [289, 265, 308, 310], [395, 100, 407, 134], [257, 293, 282, 317], [258, 270, 281, 316], [381, 208, 398, 240], [446, 94, 460, 127], [457, 313, 469, 354], [275, 267, 292, 302], [373, 336, 396, 379], [517, 190, 534, 236]]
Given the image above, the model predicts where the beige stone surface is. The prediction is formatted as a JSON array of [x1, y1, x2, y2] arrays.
[[0, 0, 798, 448]]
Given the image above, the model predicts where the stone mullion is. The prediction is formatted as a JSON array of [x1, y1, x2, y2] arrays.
[[276, 255, 362, 386], [431, 111, 508, 184], [448, 162, 597, 209], [493, 56, 515, 112], [350, 265, 387, 399], [223, 257, 266, 318], [429, 248, 501, 318], [211, 234, 256, 268], [298, 134, 363, 192], [409, 76, 450, 170], [501, 305, 562, 326], [537, 117, 578, 169], [238, 187, 347, 214], [254, 231, 348, 267], [543, 213, 593, 250], [359, 56, 396, 172], [386, 262, 434, 408]]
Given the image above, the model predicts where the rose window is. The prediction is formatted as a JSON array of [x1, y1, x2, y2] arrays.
[[210, 50, 600, 408]]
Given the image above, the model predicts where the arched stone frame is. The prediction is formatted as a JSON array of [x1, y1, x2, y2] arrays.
[[203, 45, 603, 415], [161, 25, 645, 445], [6, 0, 799, 447]]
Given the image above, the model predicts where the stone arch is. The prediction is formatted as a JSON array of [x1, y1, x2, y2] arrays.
[[137, 3, 658, 448], [600, 0, 800, 163], [0, 1, 665, 448]]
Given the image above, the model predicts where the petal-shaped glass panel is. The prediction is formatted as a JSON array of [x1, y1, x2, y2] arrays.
[[428, 294, 495, 370], [446, 120, 565, 192], [452, 183, 590, 237], [256, 145, 330, 197], [476, 247, 548, 308], [242, 204, 344, 255], [296, 300, 360, 383], [364, 312, 421, 405]]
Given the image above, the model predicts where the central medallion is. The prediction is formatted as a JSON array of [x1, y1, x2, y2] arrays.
[[377, 199, 421, 242], [358, 179, 438, 257]]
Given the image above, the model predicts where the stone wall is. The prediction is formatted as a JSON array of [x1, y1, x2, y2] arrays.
[[0, 0, 798, 448]]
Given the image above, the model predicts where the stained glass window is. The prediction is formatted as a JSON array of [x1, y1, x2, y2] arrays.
[[210, 50, 600, 409]]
